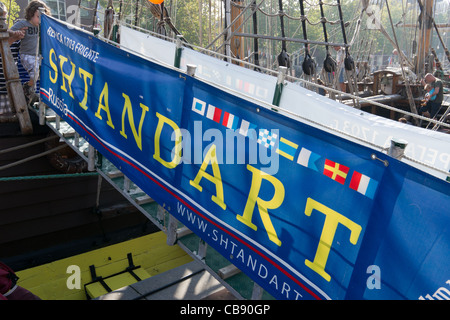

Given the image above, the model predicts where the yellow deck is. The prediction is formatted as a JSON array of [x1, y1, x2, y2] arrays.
[[16, 231, 192, 300]]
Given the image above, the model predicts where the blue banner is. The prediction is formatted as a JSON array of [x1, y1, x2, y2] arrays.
[[40, 15, 450, 300]]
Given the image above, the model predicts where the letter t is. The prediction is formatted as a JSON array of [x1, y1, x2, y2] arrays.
[[304, 198, 362, 282]]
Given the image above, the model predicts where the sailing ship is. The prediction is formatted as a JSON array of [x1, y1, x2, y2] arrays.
[[1, 0, 449, 300]]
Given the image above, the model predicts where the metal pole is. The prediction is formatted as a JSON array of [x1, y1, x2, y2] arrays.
[[224, 0, 232, 60], [272, 66, 287, 107], [88, 144, 96, 171], [39, 102, 46, 125], [174, 35, 183, 68]]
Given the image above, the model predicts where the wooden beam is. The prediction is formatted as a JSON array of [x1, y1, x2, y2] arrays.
[[0, 16, 32, 134]]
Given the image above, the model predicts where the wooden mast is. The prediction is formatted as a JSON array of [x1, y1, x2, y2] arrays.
[[416, 0, 434, 75], [230, 0, 244, 65]]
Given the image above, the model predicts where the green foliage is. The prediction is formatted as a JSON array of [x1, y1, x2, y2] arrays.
[[1, 0, 20, 28]]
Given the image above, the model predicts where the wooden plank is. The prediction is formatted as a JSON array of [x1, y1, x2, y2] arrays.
[[135, 195, 153, 205], [107, 170, 124, 179], [218, 264, 241, 280], [16, 232, 192, 300], [176, 226, 193, 238], [0, 27, 32, 134]]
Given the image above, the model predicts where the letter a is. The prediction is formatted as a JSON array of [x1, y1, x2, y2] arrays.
[[366, 265, 381, 289], [237, 165, 284, 246], [66, 265, 81, 290], [95, 82, 115, 129], [190, 144, 226, 210]]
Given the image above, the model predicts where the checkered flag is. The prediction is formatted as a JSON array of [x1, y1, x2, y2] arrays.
[[257, 129, 278, 149]]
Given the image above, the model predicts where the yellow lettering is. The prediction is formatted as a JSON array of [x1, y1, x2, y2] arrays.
[[153, 113, 182, 169], [237, 165, 284, 246], [78, 67, 93, 111], [304, 198, 362, 282], [49, 48, 58, 83], [58, 55, 76, 99], [189, 144, 226, 210], [94, 82, 115, 129], [120, 94, 149, 150]]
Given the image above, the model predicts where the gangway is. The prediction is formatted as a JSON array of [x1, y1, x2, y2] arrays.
[[33, 105, 272, 300], [29, 14, 450, 301]]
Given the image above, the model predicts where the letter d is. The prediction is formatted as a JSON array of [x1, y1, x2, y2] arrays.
[[153, 113, 182, 169]]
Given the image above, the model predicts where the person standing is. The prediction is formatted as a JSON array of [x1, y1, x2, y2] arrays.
[[10, 0, 51, 101], [420, 73, 444, 118], [334, 46, 346, 92], [0, 2, 25, 114]]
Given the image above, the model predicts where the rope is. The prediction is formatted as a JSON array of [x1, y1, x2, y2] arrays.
[[0, 144, 68, 172], [319, 0, 331, 53], [278, 0, 287, 51], [0, 172, 98, 182], [299, 0, 308, 51], [205, 0, 263, 51], [115, 21, 450, 132], [384, 0, 417, 116], [304, 0, 338, 6], [255, 5, 341, 25], [0, 135, 58, 155], [251, 0, 260, 69]]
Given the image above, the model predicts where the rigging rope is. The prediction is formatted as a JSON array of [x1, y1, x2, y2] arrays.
[[251, 0, 260, 69], [277, 0, 290, 68], [299, 0, 315, 76], [385, 0, 418, 116], [320, 0, 336, 73]]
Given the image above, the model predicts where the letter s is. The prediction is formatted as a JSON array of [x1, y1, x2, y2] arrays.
[[49, 48, 58, 83]]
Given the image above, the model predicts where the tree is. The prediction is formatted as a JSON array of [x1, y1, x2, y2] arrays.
[[1, 0, 20, 28]]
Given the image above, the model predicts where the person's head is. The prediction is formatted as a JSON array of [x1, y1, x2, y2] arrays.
[[423, 73, 435, 84], [24, 1, 51, 26], [0, 2, 7, 18]]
